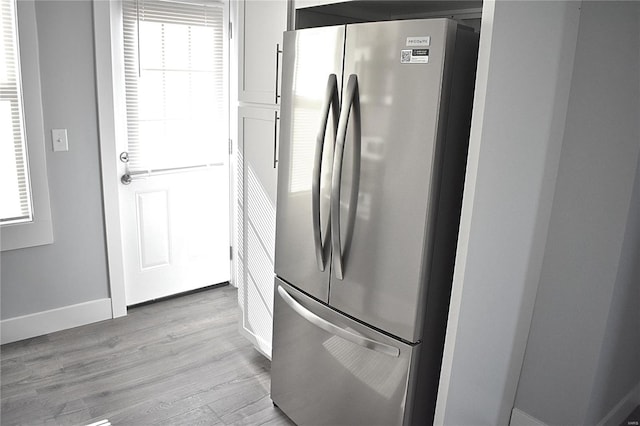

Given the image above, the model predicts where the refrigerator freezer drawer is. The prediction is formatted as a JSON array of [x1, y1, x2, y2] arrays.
[[271, 278, 418, 426]]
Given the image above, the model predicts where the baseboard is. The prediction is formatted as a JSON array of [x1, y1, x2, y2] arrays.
[[598, 381, 640, 426], [510, 408, 548, 426], [1, 298, 112, 344], [238, 324, 272, 360], [252, 333, 272, 360], [510, 382, 640, 426]]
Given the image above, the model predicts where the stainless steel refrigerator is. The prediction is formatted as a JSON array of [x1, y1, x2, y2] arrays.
[[271, 18, 478, 425]]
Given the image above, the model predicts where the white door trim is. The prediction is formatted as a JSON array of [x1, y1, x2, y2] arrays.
[[93, 0, 127, 318]]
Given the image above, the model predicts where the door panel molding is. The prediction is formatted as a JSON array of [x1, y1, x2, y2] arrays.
[[136, 190, 171, 269]]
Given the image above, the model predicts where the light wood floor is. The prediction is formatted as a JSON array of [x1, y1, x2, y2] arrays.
[[1, 285, 294, 426]]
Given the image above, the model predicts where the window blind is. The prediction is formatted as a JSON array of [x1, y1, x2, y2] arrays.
[[122, 0, 225, 172], [0, 0, 33, 225]]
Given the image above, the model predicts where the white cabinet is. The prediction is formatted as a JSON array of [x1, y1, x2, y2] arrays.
[[236, 106, 279, 358], [234, 0, 288, 358], [238, 0, 288, 105]]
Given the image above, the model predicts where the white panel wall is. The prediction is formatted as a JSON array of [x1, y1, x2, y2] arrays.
[[435, 1, 582, 424], [514, 2, 640, 424]]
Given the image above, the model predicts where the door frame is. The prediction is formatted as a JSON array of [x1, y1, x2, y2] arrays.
[[93, 0, 233, 318], [94, 0, 127, 317]]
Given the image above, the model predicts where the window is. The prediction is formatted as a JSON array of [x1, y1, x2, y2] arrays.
[[0, 0, 53, 251], [0, 0, 31, 225], [122, 0, 226, 172]]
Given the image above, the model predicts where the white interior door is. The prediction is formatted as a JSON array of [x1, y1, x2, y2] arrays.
[[116, 0, 230, 305]]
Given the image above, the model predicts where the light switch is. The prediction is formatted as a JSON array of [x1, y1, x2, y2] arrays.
[[52, 128, 68, 152]]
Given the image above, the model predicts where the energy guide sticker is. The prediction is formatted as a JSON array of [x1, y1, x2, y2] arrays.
[[401, 49, 429, 64]]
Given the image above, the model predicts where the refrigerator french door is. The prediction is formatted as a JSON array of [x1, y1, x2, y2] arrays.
[[272, 18, 478, 426]]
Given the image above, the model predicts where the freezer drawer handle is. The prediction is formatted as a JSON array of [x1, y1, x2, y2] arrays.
[[331, 74, 361, 280], [277, 285, 400, 358], [312, 74, 340, 271]]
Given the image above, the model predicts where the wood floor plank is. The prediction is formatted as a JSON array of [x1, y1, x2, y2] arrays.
[[217, 393, 288, 425], [1, 335, 52, 362], [1, 286, 293, 426], [84, 343, 262, 421], [158, 405, 223, 426]]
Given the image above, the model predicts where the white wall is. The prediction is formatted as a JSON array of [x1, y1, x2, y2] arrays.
[[434, 1, 582, 424], [1, 1, 109, 320], [514, 2, 640, 424]]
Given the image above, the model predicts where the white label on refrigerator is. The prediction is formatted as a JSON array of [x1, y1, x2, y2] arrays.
[[406, 36, 430, 47], [401, 49, 429, 64]]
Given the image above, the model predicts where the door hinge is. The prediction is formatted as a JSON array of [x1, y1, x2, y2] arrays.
[[228, 22, 232, 40], [229, 138, 233, 155], [229, 246, 233, 260]]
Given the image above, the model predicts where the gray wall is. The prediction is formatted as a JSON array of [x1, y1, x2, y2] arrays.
[[514, 2, 640, 424], [586, 153, 640, 424], [435, 1, 582, 424], [1, 0, 109, 319]]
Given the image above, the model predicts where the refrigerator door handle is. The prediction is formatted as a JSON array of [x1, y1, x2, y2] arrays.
[[331, 74, 361, 280], [277, 285, 400, 357], [312, 74, 340, 272]]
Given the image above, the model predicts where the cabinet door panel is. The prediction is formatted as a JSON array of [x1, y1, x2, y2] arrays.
[[239, 0, 288, 104], [237, 106, 279, 358]]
